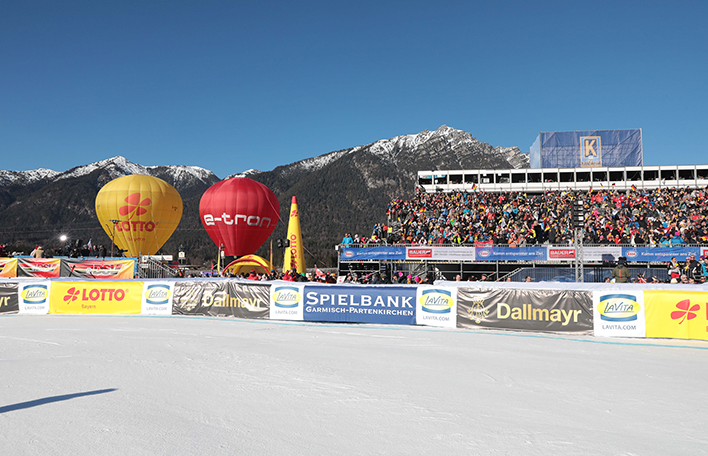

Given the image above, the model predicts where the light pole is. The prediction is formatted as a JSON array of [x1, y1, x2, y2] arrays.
[[109, 219, 120, 258]]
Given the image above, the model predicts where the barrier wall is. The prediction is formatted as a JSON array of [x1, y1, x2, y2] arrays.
[[1, 278, 707, 342], [340, 246, 706, 262]]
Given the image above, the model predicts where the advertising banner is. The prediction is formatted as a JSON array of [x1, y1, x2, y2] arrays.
[[172, 280, 269, 318], [457, 288, 593, 333], [270, 284, 304, 321], [475, 246, 546, 262], [622, 247, 700, 263], [533, 129, 642, 168], [340, 246, 405, 261], [0, 282, 19, 314], [19, 281, 51, 315], [303, 285, 416, 325], [17, 259, 61, 278], [406, 247, 476, 261], [49, 280, 143, 314], [592, 291, 645, 338], [547, 247, 576, 262], [415, 286, 457, 328], [61, 259, 135, 279], [141, 282, 174, 316], [644, 290, 708, 341], [583, 246, 622, 263], [0, 258, 17, 277]]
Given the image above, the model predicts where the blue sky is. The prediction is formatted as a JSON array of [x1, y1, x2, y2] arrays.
[[2, 1, 706, 178]]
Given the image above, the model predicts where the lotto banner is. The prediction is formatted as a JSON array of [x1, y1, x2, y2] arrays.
[[172, 281, 269, 318], [302, 285, 417, 325], [49, 281, 143, 314], [141, 282, 174, 316], [61, 259, 135, 279], [644, 290, 708, 341], [0, 282, 19, 314], [19, 281, 51, 315], [270, 284, 305, 321], [592, 291, 645, 338], [457, 288, 593, 333], [0, 258, 18, 277], [415, 286, 457, 328], [17, 259, 61, 278]]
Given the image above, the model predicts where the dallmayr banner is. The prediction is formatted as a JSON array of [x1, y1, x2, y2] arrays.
[[172, 280, 269, 318], [17, 259, 61, 278], [303, 285, 416, 325], [49, 280, 143, 314], [19, 281, 51, 315], [141, 282, 174, 316], [270, 284, 304, 321], [61, 259, 135, 279], [0, 282, 19, 314], [415, 286, 457, 328], [593, 291, 645, 338], [644, 290, 708, 341], [0, 258, 18, 277], [458, 288, 593, 333]]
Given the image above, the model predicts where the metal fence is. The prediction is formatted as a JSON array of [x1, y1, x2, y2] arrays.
[[506, 267, 670, 283]]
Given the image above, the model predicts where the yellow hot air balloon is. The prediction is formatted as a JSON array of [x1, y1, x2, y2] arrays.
[[95, 175, 183, 257]]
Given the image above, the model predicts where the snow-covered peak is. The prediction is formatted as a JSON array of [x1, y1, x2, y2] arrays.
[[226, 169, 262, 179], [0, 168, 60, 187], [56, 156, 149, 181]]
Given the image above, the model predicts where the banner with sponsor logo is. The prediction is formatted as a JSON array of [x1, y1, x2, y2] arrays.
[[457, 288, 593, 333], [415, 286, 457, 328], [0, 258, 18, 277], [17, 259, 61, 278], [340, 246, 405, 261], [172, 280, 269, 318], [582, 246, 622, 263], [303, 285, 416, 325], [141, 282, 174, 316], [622, 247, 700, 263], [270, 284, 304, 321], [0, 282, 19, 314], [592, 291, 645, 337], [475, 246, 546, 262], [19, 281, 51, 315], [406, 247, 476, 261], [644, 290, 708, 341], [49, 280, 143, 314], [547, 246, 575, 262], [61, 259, 135, 279]]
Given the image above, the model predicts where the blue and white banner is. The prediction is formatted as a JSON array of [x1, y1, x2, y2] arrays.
[[593, 291, 645, 338], [340, 246, 406, 261], [475, 246, 546, 262], [303, 285, 416, 325], [416, 286, 457, 328], [19, 281, 50, 315], [270, 284, 304, 321], [141, 282, 174, 316], [622, 246, 701, 263]]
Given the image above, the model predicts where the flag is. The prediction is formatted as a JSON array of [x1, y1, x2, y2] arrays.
[[631, 184, 637, 192], [87, 239, 92, 250], [315, 265, 326, 278], [472, 183, 477, 191]]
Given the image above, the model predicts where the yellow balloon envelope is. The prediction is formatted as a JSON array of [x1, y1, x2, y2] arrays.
[[95, 175, 183, 257]]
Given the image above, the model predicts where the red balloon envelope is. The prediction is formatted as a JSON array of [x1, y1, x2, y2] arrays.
[[199, 178, 280, 256]]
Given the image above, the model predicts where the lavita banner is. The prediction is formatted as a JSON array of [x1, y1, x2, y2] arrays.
[[19, 281, 51, 315], [457, 288, 593, 333]]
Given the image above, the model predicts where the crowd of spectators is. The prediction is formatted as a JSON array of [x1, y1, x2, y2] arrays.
[[346, 186, 708, 247]]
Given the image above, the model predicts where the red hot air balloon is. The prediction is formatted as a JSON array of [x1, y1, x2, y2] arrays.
[[199, 178, 280, 256]]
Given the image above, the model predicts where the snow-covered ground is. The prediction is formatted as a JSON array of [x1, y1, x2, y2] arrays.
[[1, 316, 706, 455]]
